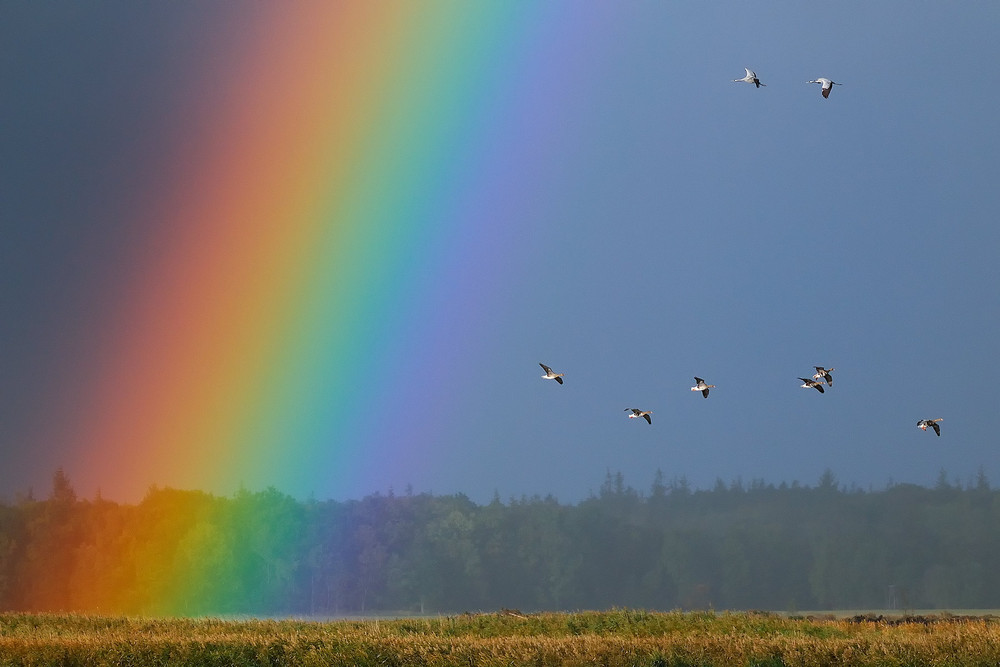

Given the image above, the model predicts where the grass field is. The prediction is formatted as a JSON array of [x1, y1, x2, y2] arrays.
[[2, 609, 1000, 666]]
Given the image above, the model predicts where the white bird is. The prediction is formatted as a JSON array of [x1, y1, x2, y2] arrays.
[[799, 378, 825, 393], [808, 78, 841, 98], [734, 67, 766, 88], [691, 377, 715, 398], [539, 363, 564, 385], [625, 408, 652, 424], [917, 418, 943, 436], [813, 366, 835, 386]]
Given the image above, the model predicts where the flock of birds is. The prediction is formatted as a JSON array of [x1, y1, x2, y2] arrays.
[[539, 67, 947, 439], [539, 363, 943, 437], [799, 366, 834, 394], [734, 67, 842, 98]]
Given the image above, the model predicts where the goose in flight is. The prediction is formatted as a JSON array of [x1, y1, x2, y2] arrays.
[[808, 78, 841, 98], [625, 408, 653, 424], [799, 378, 825, 393], [691, 377, 715, 398], [917, 418, 943, 436], [813, 366, 835, 386], [539, 363, 564, 384], [734, 67, 766, 88]]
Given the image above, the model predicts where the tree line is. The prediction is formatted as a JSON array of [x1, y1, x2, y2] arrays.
[[0, 468, 997, 615]]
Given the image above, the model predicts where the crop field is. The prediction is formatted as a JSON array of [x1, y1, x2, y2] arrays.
[[2, 609, 1000, 666]]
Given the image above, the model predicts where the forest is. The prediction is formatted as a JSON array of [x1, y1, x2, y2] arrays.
[[0, 468, 997, 616]]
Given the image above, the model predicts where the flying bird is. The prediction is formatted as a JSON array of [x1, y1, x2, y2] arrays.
[[813, 366, 835, 386], [917, 418, 943, 436], [734, 67, 766, 88], [539, 363, 564, 385], [625, 408, 653, 424], [808, 78, 841, 98], [799, 378, 825, 393], [691, 377, 715, 398]]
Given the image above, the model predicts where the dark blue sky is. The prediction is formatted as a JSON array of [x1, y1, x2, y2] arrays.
[[2, 2, 999, 502]]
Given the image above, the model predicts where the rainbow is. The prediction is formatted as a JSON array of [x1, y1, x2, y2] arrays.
[[50, 3, 599, 502], [14, 3, 628, 614]]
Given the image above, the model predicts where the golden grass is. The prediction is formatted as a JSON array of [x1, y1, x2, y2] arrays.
[[1, 610, 999, 666]]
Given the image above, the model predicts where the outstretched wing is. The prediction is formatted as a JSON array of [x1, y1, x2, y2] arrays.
[[643, 413, 652, 424], [931, 422, 940, 436]]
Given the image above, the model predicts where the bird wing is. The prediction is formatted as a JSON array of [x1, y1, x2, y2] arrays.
[[931, 422, 941, 436], [822, 86, 830, 98], [643, 414, 652, 424], [555, 376, 563, 384], [745, 67, 754, 78], [702, 389, 710, 398], [540, 363, 551, 373], [694, 377, 704, 384], [815, 384, 825, 393]]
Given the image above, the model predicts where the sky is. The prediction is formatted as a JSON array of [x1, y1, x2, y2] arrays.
[[2, 2, 999, 505]]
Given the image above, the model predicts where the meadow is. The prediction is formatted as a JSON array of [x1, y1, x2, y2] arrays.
[[2, 609, 1000, 666]]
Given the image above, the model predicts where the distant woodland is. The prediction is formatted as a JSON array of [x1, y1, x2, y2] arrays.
[[1, 468, 998, 615]]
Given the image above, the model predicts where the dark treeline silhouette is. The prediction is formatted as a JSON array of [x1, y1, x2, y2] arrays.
[[1, 468, 998, 615]]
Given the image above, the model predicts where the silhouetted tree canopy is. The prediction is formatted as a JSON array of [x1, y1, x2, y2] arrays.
[[1, 468, 998, 615]]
